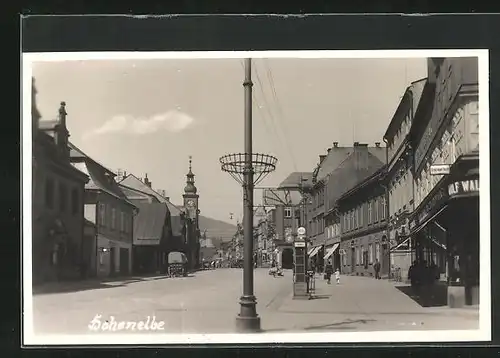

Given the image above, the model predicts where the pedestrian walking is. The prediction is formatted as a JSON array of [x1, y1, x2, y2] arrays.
[[335, 268, 340, 284], [325, 261, 333, 284], [374, 259, 381, 279]]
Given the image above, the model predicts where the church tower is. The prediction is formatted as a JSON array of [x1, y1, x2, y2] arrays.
[[183, 156, 199, 221]]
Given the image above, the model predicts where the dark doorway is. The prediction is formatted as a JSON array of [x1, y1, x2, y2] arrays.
[[109, 247, 116, 277], [120, 248, 130, 275], [351, 248, 355, 273], [282, 248, 293, 269]]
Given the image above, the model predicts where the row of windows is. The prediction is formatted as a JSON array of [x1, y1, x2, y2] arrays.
[[341, 196, 386, 233], [388, 113, 411, 158], [45, 177, 80, 215], [326, 223, 340, 239], [340, 243, 381, 266], [312, 188, 325, 209], [98, 203, 132, 233], [389, 171, 412, 215]]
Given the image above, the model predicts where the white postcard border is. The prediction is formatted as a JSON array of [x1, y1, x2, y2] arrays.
[[22, 49, 490, 345]]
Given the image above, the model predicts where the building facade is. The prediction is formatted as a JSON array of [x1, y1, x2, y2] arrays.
[[69, 143, 137, 278], [338, 167, 389, 277], [384, 78, 428, 281], [408, 57, 479, 307], [306, 142, 386, 272], [32, 98, 89, 284]]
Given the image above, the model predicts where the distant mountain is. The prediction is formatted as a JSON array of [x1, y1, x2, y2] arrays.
[[198, 216, 237, 242]]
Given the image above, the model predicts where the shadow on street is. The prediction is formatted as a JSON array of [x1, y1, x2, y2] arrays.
[[32, 273, 196, 295], [303, 318, 376, 331], [309, 294, 331, 300], [396, 284, 448, 307]]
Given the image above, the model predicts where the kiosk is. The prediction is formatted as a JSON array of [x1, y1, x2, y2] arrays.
[[293, 227, 310, 299]]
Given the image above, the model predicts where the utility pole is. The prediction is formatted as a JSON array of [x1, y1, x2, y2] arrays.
[[236, 58, 260, 331]]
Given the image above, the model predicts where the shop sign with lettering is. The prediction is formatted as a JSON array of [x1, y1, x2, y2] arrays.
[[448, 179, 479, 196]]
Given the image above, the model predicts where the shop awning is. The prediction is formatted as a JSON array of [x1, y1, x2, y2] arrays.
[[323, 243, 339, 260], [410, 204, 448, 236], [430, 237, 447, 250], [390, 236, 411, 252], [308, 246, 322, 258]]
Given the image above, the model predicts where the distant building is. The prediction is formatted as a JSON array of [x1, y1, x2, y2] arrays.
[[69, 142, 137, 278], [32, 95, 89, 284], [266, 173, 311, 269], [337, 166, 388, 277]]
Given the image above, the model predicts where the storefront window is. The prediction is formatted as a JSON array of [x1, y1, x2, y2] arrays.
[[376, 243, 381, 262], [369, 244, 373, 264]]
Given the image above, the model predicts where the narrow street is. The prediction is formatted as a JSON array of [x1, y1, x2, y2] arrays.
[[32, 269, 478, 335]]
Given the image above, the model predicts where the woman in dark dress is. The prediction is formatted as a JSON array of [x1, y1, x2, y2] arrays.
[[325, 261, 334, 284]]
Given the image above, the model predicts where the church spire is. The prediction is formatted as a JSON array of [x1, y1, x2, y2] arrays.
[[184, 155, 197, 194]]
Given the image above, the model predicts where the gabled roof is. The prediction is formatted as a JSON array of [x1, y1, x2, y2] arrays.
[[68, 142, 135, 207], [383, 78, 427, 141], [119, 174, 182, 216], [337, 164, 387, 203], [325, 149, 385, 210], [316, 145, 385, 182], [133, 202, 169, 241], [119, 174, 237, 240], [119, 184, 160, 203], [117, 179, 183, 237], [278, 172, 313, 190]]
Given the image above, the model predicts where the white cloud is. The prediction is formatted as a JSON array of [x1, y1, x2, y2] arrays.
[[85, 110, 195, 138]]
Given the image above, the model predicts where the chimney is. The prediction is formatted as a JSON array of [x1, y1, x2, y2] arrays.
[[333, 142, 339, 148], [353, 142, 360, 147], [319, 155, 326, 163], [375, 142, 381, 148], [144, 174, 152, 188], [327, 148, 331, 153]]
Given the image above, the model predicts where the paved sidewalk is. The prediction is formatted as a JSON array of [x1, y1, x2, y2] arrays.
[[32, 274, 170, 295], [263, 274, 480, 332]]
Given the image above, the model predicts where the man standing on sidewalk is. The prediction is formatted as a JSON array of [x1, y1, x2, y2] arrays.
[[374, 259, 381, 280]]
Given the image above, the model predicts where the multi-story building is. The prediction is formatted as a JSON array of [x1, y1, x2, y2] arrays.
[[69, 143, 137, 278], [408, 57, 479, 307], [307, 142, 386, 272], [337, 166, 388, 277], [383, 78, 428, 281], [32, 95, 89, 284]]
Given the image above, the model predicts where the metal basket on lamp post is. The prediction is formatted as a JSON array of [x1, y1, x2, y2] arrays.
[[219, 152, 277, 332], [219, 153, 277, 186]]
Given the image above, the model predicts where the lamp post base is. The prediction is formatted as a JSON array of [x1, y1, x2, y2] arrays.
[[235, 295, 261, 332]]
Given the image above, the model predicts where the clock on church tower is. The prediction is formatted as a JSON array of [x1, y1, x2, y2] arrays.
[[183, 156, 199, 220]]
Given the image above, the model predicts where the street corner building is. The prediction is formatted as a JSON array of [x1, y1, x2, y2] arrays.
[[32, 87, 90, 284], [406, 57, 479, 307]]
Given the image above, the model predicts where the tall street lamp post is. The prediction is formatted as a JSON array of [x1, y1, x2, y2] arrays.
[[220, 58, 277, 332]]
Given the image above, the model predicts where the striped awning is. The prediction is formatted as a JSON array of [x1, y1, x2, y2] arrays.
[[308, 246, 322, 258], [323, 243, 339, 260]]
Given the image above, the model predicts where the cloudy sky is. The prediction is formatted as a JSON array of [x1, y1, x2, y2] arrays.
[[32, 56, 427, 224]]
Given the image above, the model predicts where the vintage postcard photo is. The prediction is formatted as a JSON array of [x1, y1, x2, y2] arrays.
[[22, 50, 490, 345]]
